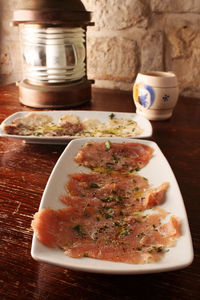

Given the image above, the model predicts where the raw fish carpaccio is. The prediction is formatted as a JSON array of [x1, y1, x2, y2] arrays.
[[32, 141, 181, 264]]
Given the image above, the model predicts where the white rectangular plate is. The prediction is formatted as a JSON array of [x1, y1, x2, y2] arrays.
[[0, 110, 152, 144], [31, 138, 193, 274]]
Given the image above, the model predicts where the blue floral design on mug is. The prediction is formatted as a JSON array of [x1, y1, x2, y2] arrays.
[[134, 84, 155, 109]]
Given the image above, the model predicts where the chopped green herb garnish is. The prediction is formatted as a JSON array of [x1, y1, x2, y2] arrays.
[[136, 232, 145, 238], [104, 213, 113, 219], [156, 246, 163, 253], [99, 207, 114, 219], [122, 162, 129, 168], [101, 195, 116, 202], [136, 247, 142, 251], [72, 225, 86, 237], [111, 190, 117, 194], [34, 132, 43, 136], [112, 154, 120, 163], [148, 246, 163, 253], [105, 162, 114, 169], [118, 226, 132, 237], [114, 221, 121, 227], [101, 195, 124, 204], [89, 183, 100, 188], [83, 211, 90, 217], [135, 167, 140, 171], [109, 113, 115, 120], [105, 140, 112, 150]]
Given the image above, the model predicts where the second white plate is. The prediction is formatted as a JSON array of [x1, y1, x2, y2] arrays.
[[31, 138, 193, 274], [0, 110, 152, 144]]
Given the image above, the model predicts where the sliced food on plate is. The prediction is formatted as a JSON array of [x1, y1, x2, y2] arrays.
[[61, 173, 169, 212], [32, 206, 180, 265], [32, 140, 182, 267], [1, 111, 143, 138], [2, 112, 84, 137], [74, 141, 153, 171]]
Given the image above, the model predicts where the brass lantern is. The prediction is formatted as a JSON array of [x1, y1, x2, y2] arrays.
[[12, 0, 93, 108]]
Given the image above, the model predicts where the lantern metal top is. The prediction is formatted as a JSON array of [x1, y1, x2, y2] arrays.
[[13, 0, 93, 26]]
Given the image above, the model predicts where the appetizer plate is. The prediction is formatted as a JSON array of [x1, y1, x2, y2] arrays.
[[31, 138, 193, 274], [0, 110, 152, 144]]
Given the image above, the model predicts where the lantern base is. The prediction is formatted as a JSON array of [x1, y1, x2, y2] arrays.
[[17, 79, 93, 108]]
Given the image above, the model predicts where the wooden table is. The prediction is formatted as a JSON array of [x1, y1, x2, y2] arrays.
[[0, 84, 199, 300]]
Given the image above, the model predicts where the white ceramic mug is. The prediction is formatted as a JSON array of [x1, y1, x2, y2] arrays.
[[133, 71, 179, 120]]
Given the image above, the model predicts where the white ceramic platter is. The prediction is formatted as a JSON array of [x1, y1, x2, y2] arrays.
[[0, 110, 152, 144], [31, 138, 193, 274]]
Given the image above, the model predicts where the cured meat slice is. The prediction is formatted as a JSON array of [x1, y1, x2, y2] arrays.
[[3, 112, 83, 136], [32, 207, 79, 248], [66, 172, 148, 198], [75, 141, 153, 171], [32, 206, 97, 248], [143, 182, 169, 209], [3, 113, 53, 136], [61, 184, 169, 213], [61, 173, 169, 212], [32, 207, 180, 264], [66, 211, 180, 264]]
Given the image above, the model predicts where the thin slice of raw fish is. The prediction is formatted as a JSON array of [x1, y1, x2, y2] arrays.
[[32, 207, 180, 264], [75, 141, 153, 171], [61, 173, 169, 212]]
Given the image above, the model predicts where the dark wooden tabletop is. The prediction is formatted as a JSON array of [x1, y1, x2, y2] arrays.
[[0, 84, 199, 300]]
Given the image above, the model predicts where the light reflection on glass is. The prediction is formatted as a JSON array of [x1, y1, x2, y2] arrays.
[[20, 25, 86, 84]]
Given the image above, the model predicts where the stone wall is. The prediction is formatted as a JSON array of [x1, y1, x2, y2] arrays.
[[1, 0, 200, 97], [0, 0, 22, 86]]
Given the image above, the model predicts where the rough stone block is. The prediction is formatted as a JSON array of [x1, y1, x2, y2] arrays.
[[141, 31, 164, 71], [151, 0, 200, 13], [82, 0, 150, 29], [87, 36, 139, 82], [0, 46, 13, 75]]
